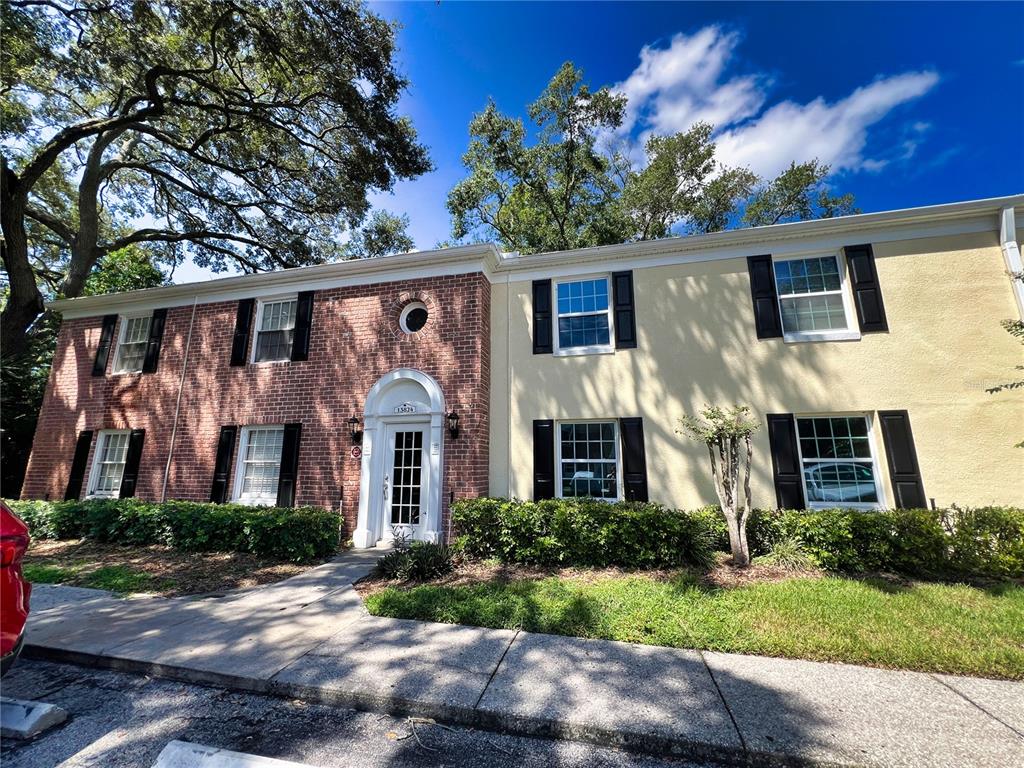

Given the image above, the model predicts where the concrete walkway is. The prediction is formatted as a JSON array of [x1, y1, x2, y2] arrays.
[[23, 550, 1024, 767]]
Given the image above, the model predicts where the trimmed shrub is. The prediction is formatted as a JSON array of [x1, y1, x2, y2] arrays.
[[375, 542, 458, 582], [452, 498, 1023, 579], [3, 498, 340, 563], [451, 497, 715, 569]]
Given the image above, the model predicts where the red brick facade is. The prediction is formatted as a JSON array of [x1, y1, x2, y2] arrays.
[[23, 272, 491, 539]]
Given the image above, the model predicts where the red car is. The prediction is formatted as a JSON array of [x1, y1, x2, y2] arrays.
[[1, 501, 31, 676]]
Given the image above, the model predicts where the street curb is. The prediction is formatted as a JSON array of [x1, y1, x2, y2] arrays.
[[23, 643, 840, 768]]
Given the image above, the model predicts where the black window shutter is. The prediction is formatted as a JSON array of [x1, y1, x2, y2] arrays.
[[210, 425, 238, 503], [118, 429, 146, 499], [878, 410, 926, 508], [64, 430, 94, 500], [619, 417, 648, 502], [141, 308, 168, 373], [533, 419, 555, 499], [291, 291, 314, 362], [612, 271, 637, 349], [92, 314, 118, 376], [276, 423, 303, 508], [766, 414, 805, 509], [844, 244, 889, 333], [746, 256, 783, 339], [532, 280, 553, 354], [230, 298, 256, 366]]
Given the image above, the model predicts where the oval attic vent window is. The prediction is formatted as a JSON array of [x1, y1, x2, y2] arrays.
[[400, 301, 429, 334]]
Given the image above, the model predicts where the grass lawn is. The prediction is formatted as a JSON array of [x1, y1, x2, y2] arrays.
[[363, 566, 1024, 680], [24, 539, 332, 596]]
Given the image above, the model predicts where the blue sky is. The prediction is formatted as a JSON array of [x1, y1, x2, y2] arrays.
[[174, 1, 1024, 283]]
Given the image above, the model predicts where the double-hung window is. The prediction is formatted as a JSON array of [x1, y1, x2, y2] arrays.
[[253, 298, 297, 362], [113, 315, 152, 373], [234, 426, 284, 505], [554, 278, 613, 354], [773, 255, 858, 341], [88, 430, 130, 498], [557, 421, 619, 499], [796, 415, 883, 508]]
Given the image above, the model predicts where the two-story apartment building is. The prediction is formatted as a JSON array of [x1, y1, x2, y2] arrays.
[[23, 195, 1024, 548]]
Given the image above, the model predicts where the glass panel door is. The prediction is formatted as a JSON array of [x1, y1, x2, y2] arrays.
[[389, 428, 425, 526]]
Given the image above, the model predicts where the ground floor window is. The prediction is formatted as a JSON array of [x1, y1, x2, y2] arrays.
[[557, 421, 618, 499], [88, 430, 130, 498], [796, 415, 882, 507], [234, 426, 284, 504]]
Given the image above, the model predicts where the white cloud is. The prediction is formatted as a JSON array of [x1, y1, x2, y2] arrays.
[[615, 27, 766, 138], [614, 26, 940, 179]]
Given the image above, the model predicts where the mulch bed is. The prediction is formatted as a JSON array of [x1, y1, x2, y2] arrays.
[[354, 551, 821, 597], [25, 539, 335, 597]]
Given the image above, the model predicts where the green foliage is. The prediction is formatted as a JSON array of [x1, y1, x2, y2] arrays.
[[452, 498, 1023, 579], [5, 499, 340, 563], [374, 542, 458, 582], [2, 0, 431, 362], [745, 507, 1023, 579], [446, 62, 857, 254], [365, 573, 1024, 679], [344, 210, 415, 259], [753, 536, 819, 570], [742, 160, 860, 227], [451, 497, 715, 569]]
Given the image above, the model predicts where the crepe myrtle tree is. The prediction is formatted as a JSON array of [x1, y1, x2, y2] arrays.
[[678, 406, 760, 566], [0, 0, 431, 358]]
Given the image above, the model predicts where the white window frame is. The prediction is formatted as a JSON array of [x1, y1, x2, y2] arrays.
[[552, 275, 616, 357], [794, 412, 886, 510], [112, 313, 153, 374], [232, 425, 285, 506], [554, 419, 622, 501], [772, 253, 860, 343], [250, 294, 298, 364], [86, 429, 131, 499]]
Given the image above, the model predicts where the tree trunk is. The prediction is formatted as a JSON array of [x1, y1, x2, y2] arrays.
[[0, 164, 45, 360], [725, 511, 751, 566]]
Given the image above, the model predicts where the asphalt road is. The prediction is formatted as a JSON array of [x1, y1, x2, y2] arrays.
[[1, 659, 715, 768]]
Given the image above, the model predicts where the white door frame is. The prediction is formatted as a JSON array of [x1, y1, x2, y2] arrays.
[[353, 368, 445, 548]]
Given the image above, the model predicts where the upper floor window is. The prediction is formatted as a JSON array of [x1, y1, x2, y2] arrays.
[[113, 315, 151, 373], [557, 421, 618, 499], [555, 277, 612, 354], [88, 429, 130, 498], [253, 298, 297, 362], [773, 256, 858, 342], [796, 415, 883, 509], [234, 425, 284, 504]]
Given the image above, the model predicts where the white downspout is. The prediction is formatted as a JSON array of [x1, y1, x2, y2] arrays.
[[1000, 206, 1024, 320], [161, 297, 198, 501]]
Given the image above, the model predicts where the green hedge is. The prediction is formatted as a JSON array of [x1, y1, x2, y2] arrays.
[[452, 498, 1023, 579], [452, 497, 716, 569], [5, 499, 341, 563], [746, 507, 1024, 578]]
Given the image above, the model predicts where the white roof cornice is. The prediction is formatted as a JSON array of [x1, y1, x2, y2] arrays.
[[48, 194, 1023, 318]]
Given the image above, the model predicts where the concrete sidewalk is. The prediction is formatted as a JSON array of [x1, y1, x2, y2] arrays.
[[23, 550, 1024, 767]]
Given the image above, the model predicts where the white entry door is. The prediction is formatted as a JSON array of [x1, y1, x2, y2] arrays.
[[383, 423, 430, 540]]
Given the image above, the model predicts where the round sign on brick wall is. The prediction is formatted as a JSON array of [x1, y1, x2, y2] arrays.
[[350, 446, 362, 459]]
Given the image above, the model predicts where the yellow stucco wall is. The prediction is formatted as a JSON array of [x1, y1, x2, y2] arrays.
[[489, 230, 1024, 508]]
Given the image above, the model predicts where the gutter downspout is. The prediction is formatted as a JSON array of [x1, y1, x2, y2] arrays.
[[1000, 206, 1024, 321], [161, 297, 198, 501], [506, 268, 513, 498]]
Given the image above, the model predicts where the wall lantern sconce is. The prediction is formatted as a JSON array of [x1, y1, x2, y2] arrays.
[[348, 415, 363, 443], [446, 411, 460, 440]]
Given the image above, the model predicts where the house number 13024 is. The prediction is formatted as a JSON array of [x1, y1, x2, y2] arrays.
[[393, 403, 416, 414]]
